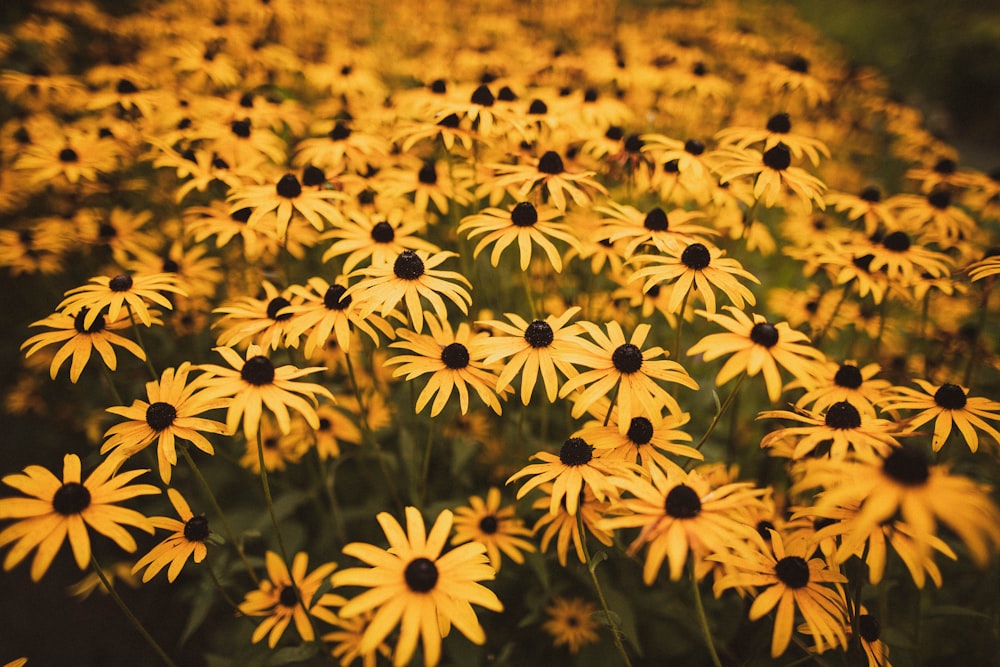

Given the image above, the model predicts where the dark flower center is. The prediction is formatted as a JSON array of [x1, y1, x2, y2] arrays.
[[538, 151, 564, 174], [766, 113, 792, 134], [478, 515, 499, 534], [241, 355, 275, 386], [774, 556, 809, 588], [183, 515, 210, 542], [418, 161, 437, 185], [611, 343, 643, 374], [53, 482, 91, 515], [756, 520, 776, 540], [323, 284, 351, 310], [933, 383, 967, 410], [626, 417, 654, 445], [14, 127, 31, 144], [302, 165, 325, 186], [393, 251, 425, 280], [559, 437, 593, 466], [933, 158, 957, 175], [404, 557, 439, 592], [437, 113, 460, 128], [109, 274, 133, 292], [59, 147, 79, 163], [664, 484, 701, 518], [584, 88, 599, 102], [605, 126, 624, 141], [430, 79, 447, 94], [663, 159, 680, 173], [279, 585, 298, 607], [329, 122, 351, 140], [524, 320, 554, 348], [882, 445, 930, 486], [624, 134, 644, 153], [859, 186, 881, 202], [267, 296, 292, 321], [762, 143, 791, 171], [528, 99, 547, 114], [470, 84, 495, 107], [644, 208, 669, 231], [681, 243, 711, 270], [239, 92, 254, 108], [692, 62, 707, 76], [441, 342, 470, 370], [859, 614, 881, 643], [231, 207, 252, 223], [116, 78, 138, 94], [511, 202, 538, 227], [231, 118, 251, 138], [833, 364, 863, 389], [146, 401, 178, 431], [882, 231, 911, 252], [824, 401, 861, 429], [370, 221, 395, 243], [74, 308, 106, 333], [928, 189, 951, 210], [497, 86, 517, 102], [276, 174, 302, 199], [786, 55, 809, 73], [749, 322, 779, 347], [684, 139, 705, 155], [162, 258, 179, 273], [852, 254, 875, 272]]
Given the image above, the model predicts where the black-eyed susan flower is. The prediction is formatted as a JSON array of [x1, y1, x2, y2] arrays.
[[889, 188, 977, 245], [712, 530, 848, 658], [967, 254, 1000, 282], [239, 416, 310, 473], [131, 488, 213, 583], [384, 314, 504, 416], [476, 307, 587, 404], [58, 272, 185, 329], [531, 484, 615, 566], [294, 119, 390, 173], [714, 112, 829, 166], [559, 321, 698, 431], [321, 207, 439, 274], [629, 241, 759, 313], [0, 453, 158, 581], [794, 445, 1000, 568], [332, 506, 503, 667], [600, 467, 763, 583], [711, 142, 827, 211], [451, 487, 535, 571], [347, 249, 472, 334], [879, 380, 1000, 453], [854, 230, 954, 283], [212, 280, 302, 350], [576, 408, 701, 476], [381, 158, 472, 215], [595, 201, 716, 257], [20, 308, 149, 382], [228, 172, 348, 239], [480, 150, 607, 211], [239, 550, 343, 648], [197, 343, 333, 440], [13, 130, 118, 187], [507, 437, 622, 516], [793, 361, 892, 418], [758, 401, 902, 460], [102, 362, 228, 483], [323, 611, 392, 667], [284, 277, 396, 357], [687, 307, 825, 403], [458, 201, 580, 272], [543, 596, 600, 654], [825, 185, 897, 236]]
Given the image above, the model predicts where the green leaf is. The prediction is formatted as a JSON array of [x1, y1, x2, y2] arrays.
[[587, 550, 608, 574], [265, 642, 319, 665], [179, 575, 216, 646]]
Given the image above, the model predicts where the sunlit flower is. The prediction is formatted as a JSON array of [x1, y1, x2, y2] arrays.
[[715, 112, 829, 166], [575, 407, 700, 476], [879, 380, 1000, 452], [132, 488, 213, 583], [458, 201, 580, 271], [228, 172, 348, 239], [451, 487, 535, 571], [711, 143, 826, 210], [531, 484, 615, 566], [58, 272, 185, 330], [595, 201, 716, 257], [332, 507, 503, 667], [239, 551, 343, 648], [479, 150, 607, 211], [322, 207, 439, 274], [213, 280, 302, 350], [0, 453, 158, 581], [793, 361, 892, 418], [507, 437, 621, 516], [758, 402, 901, 460]]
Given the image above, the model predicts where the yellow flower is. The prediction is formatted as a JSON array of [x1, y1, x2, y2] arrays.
[[451, 487, 535, 572], [458, 201, 580, 272], [507, 437, 622, 516], [332, 507, 503, 667], [879, 380, 1000, 452], [132, 489, 212, 583], [58, 272, 185, 330], [542, 597, 601, 654], [227, 172, 348, 239], [0, 454, 158, 581]]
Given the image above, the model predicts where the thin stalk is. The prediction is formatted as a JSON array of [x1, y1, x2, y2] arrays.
[[91, 553, 179, 667], [312, 446, 344, 544], [204, 552, 242, 613], [673, 290, 690, 361], [603, 380, 621, 427], [813, 286, 850, 347], [689, 371, 746, 461], [180, 446, 259, 584], [101, 364, 125, 406], [126, 305, 159, 380], [520, 265, 538, 320], [577, 511, 634, 667], [689, 560, 722, 667]]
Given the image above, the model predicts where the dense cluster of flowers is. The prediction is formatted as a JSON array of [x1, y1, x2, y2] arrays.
[[1, 0, 999, 665]]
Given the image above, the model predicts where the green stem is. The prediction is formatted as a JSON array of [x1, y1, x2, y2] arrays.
[[180, 446, 259, 585], [577, 511, 634, 667], [673, 289, 690, 361], [689, 560, 722, 667], [312, 446, 345, 544], [91, 553, 179, 667], [688, 371, 746, 464], [126, 305, 159, 380], [520, 265, 538, 320], [101, 364, 125, 406], [255, 429, 289, 563], [603, 380, 621, 427], [205, 552, 242, 613]]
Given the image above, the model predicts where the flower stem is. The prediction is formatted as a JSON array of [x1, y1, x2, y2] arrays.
[[255, 429, 289, 563], [673, 290, 690, 360], [126, 305, 159, 380], [577, 511, 634, 667], [689, 560, 722, 667], [689, 371, 746, 462], [91, 553, 179, 667], [180, 446, 259, 585], [204, 551, 242, 613]]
